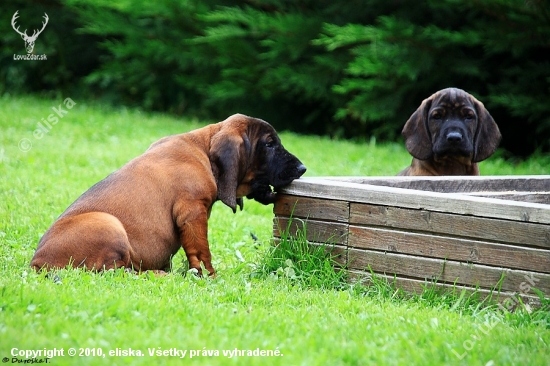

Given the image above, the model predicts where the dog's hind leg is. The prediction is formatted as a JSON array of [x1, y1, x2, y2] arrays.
[[30, 212, 134, 272]]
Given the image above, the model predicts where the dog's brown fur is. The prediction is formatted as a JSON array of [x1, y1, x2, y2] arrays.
[[30, 114, 306, 276], [399, 88, 501, 176]]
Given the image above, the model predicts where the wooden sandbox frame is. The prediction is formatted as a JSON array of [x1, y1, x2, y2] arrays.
[[273, 176, 550, 306]]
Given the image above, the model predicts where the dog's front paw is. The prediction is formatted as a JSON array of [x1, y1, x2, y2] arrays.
[[186, 266, 216, 279]]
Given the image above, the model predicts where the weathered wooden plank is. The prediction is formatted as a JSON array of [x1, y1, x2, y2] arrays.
[[273, 195, 349, 222], [348, 270, 543, 308], [348, 226, 550, 273], [347, 249, 550, 294], [350, 203, 550, 249], [280, 178, 550, 224], [273, 217, 349, 245], [322, 175, 550, 193], [462, 192, 549, 204]]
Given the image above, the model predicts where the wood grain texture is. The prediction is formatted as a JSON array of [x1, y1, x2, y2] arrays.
[[279, 178, 550, 224], [347, 249, 550, 294], [460, 192, 549, 204], [321, 175, 550, 194], [274, 195, 349, 222], [350, 203, 550, 249], [348, 226, 550, 273]]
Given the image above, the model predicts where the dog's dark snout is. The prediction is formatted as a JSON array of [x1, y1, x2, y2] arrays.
[[296, 164, 307, 177], [446, 132, 463, 142]]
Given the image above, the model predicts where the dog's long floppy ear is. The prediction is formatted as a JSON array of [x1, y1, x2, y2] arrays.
[[402, 96, 434, 160], [471, 98, 502, 162], [210, 130, 248, 213]]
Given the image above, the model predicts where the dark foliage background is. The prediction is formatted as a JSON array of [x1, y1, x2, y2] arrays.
[[1, 0, 549, 156]]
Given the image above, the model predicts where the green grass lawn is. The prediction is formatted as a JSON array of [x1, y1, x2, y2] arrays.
[[0, 95, 548, 365]]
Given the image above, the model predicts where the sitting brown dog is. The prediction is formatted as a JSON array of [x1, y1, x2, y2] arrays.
[[399, 87, 501, 176], [30, 114, 306, 276]]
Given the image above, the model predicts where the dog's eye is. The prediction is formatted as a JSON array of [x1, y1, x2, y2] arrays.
[[464, 112, 475, 121], [265, 142, 274, 148], [431, 112, 443, 120]]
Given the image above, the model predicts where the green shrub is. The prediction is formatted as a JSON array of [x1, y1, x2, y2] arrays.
[[2, 0, 549, 155]]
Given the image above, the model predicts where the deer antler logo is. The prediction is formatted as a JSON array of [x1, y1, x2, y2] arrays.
[[11, 11, 49, 54]]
